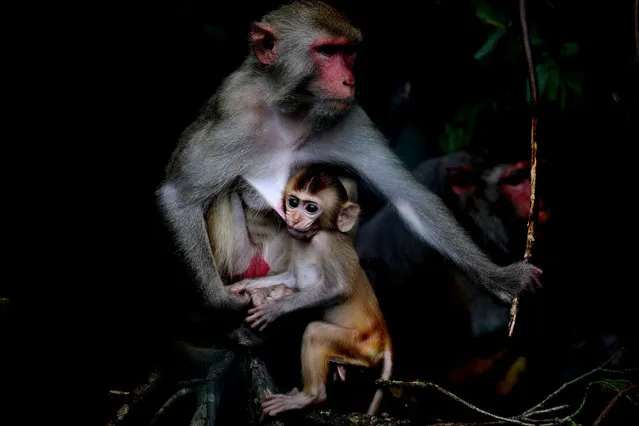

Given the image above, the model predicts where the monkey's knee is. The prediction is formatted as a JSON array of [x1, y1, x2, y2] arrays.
[[303, 321, 328, 346]]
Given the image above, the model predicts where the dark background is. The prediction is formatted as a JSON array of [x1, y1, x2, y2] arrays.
[[4, 0, 637, 424]]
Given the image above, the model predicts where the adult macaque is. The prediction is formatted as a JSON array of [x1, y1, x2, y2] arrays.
[[230, 167, 392, 416], [157, 1, 540, 320]]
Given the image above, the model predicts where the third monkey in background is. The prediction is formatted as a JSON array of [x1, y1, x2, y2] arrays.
[[229, 166, 392, 416]]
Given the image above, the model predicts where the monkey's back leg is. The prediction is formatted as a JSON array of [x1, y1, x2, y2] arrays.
[[261, 321, 362, 417]]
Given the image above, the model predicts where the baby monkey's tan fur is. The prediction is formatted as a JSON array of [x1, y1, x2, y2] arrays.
[[229, 166, 392, 416]]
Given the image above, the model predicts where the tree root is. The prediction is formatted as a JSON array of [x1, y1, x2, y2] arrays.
[[107, 369, 163, 426]]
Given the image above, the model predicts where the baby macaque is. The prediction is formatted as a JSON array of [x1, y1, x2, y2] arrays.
[[229, 166, 393, 416]]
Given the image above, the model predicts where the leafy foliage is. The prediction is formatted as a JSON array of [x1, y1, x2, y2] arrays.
[[437, 0, 631, 154]]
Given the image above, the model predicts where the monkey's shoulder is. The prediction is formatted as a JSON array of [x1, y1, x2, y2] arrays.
[[215, 71, 271, 117], [311, 232, 358, 261]]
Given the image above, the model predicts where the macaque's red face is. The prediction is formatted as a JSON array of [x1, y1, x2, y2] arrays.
[[498, 161, 550, 225], [285, 191, 323, 240], [310, 37, 357, 109]]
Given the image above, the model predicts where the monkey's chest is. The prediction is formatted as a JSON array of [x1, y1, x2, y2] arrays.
[[243, 163, 291, 219], [295, 262, 322, 290], [243, 115, 311, 218]]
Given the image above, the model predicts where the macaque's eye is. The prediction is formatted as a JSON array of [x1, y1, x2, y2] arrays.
[[288, 196, 299, 208], [500, 168, 529, 186], [305, 203, 319, 214], [315, 44, 340, 56]]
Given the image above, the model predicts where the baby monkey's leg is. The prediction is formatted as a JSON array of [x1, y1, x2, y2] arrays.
[[261, 321, 367, 416]]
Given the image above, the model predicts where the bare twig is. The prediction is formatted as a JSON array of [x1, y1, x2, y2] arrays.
[[509, 0, 540, 337], [635, 0, 639, 56], [526, 405, 569, 417], [600, 368, 639, 374], [107, 369, 163, 426], [592, 383, 638, 426], [377, 380, 535, 425], [521, 350, 622, 416], [150, 387, 194, 425]]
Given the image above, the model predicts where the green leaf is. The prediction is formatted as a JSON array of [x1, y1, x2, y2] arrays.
[[561, 42, 581, 56], [559, 83, 567, 109], [546, 68, 560, 100], [529, 24, 544, 46], [536, 63, 549, 98], [475, 3, 507, 28], [566, 79, 584, 97], [473, 28, 507, 60], [439, 124, 470, 154], [612, 92, 620, 103]]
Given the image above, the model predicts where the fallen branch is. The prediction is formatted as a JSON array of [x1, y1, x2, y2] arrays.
[[509, 0, 540, 338], [376, 380, 535, 426], [107, 369, 163, 426], [592, 383, 637, 426]]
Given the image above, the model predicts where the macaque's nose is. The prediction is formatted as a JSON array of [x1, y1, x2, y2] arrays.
[[292, 214, 300, 224]]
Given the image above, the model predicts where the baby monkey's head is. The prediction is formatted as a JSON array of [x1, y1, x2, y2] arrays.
[[283, 166, 360, 240]]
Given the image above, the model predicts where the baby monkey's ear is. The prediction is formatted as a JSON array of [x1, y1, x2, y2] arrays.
[[337, 201, 360, 233]]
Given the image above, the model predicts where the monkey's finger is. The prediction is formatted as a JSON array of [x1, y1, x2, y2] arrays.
[[258, 321, 271, 331], [247, 316, 266, 329], [245, 310, 262, 321], [264, 401, 294, 416], [261, 396, 287, 412]]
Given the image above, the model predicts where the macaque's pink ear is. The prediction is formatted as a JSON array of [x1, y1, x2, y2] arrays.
[[447, 165, 477, 195], [337, 201, 360, 233], [250, 23, 277, 66]]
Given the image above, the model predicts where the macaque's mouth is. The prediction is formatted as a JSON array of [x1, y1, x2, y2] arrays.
[[287, 227, 314, 240]]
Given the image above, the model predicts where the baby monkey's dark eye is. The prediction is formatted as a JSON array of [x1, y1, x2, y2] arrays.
[[288, 197, 299, 208], [305, 203, 318, 213]]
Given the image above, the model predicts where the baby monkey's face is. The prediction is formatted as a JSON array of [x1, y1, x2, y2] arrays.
[[285, 191, 322, 240]]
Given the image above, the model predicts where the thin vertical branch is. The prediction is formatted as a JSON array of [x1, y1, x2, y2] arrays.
[[509, 0, 539, 337], [635, 0, 639, 56]]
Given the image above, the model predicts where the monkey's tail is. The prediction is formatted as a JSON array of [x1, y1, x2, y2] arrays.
[[367, 340, 393, 416]]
